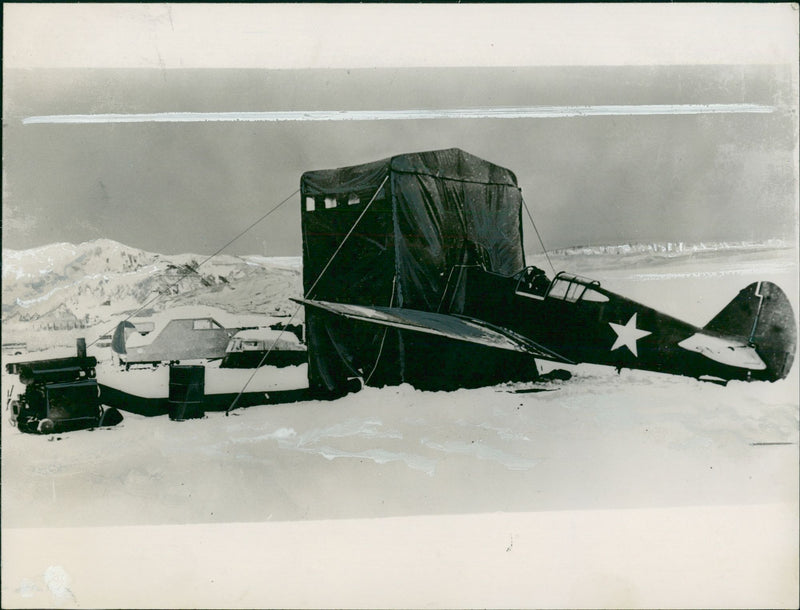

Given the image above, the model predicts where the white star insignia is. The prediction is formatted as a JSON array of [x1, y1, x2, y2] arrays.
[[609, 313, 651, 357]]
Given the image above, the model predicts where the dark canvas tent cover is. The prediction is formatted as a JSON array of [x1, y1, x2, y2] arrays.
[[300, 148, 536, 392]]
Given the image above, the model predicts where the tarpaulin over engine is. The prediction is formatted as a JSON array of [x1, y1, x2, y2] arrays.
[[300, 148, 535, 392]]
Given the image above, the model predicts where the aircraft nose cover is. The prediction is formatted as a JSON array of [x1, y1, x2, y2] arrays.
[[300, 148, 531, 393], [389, 149, 525, 311]]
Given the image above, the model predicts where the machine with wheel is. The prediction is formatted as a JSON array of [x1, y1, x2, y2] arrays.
[[6, 340, 122, 434]]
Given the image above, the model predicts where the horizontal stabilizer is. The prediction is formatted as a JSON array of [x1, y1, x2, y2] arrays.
[[293, 298, 574, 364], [678, 333, 766, 370]]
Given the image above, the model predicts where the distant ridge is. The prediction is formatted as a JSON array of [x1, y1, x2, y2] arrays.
[[3, 237, 792, 262], [546, 239, 793, 258], [2, 238, 302, 326]]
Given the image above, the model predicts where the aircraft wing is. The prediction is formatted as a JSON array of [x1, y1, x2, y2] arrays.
[[293, 298, 574, 364]]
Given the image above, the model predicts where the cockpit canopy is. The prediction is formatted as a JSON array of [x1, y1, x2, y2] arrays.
[[547, 272, 609, 303], [515, 268, 609, 303]]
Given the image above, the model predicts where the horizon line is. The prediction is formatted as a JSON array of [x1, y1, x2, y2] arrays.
[[5, 237, 792, 256]]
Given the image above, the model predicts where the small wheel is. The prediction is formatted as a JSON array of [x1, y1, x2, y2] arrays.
[[37, 418, 55, 434]]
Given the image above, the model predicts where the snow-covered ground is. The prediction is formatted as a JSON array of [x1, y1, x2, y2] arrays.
[[2, 242, 798, 608]]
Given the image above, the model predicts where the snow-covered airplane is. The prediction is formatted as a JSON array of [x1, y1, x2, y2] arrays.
[[297, 265, 796, 385]]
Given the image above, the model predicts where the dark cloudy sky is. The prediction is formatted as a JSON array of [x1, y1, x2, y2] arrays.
[[3, 5, 798, 256]]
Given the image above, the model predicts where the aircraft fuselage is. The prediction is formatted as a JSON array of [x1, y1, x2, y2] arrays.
[[451, 266, 777, 382]]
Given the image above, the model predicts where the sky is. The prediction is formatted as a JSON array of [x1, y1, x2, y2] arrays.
[[2, 4, 798, 257]]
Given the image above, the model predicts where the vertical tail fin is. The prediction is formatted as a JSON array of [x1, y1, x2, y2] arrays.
[[704, 281, 797, 381]]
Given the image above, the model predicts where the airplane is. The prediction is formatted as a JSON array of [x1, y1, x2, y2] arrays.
[[294, 148, 796, 392], [295, 262, 796, 386]]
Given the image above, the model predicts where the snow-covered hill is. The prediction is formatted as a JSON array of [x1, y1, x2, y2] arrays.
[[2, 239, 302, 349]]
